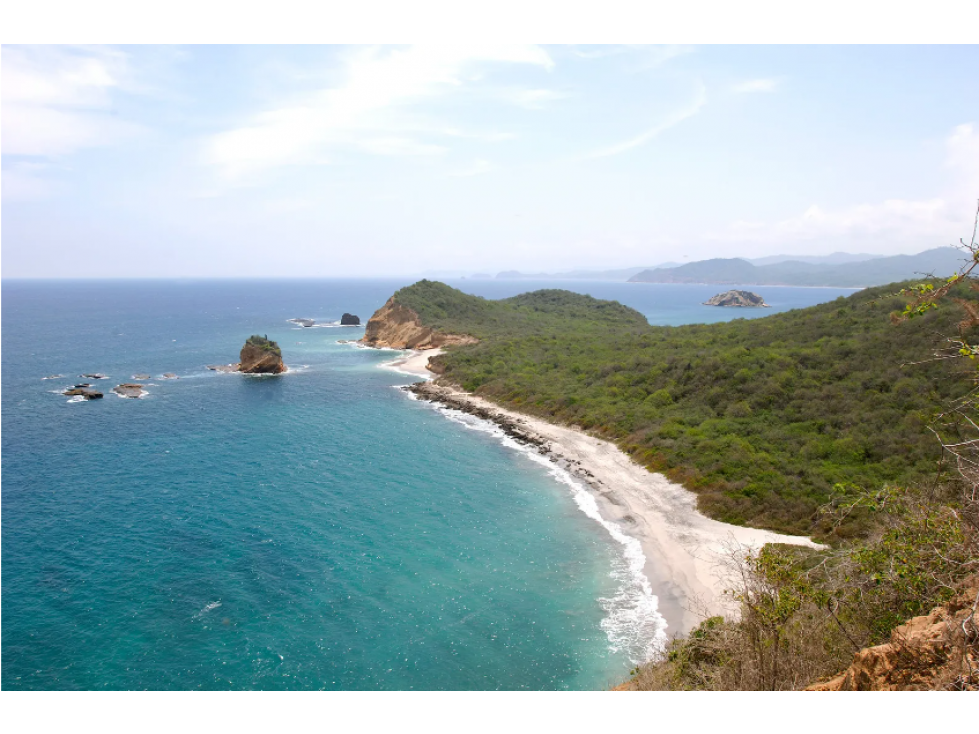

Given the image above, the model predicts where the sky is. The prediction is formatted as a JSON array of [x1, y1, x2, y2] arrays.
[[2, 43, 978, 278]]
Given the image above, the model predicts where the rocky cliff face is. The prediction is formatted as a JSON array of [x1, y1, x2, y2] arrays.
[[238, 335, 287, 374], [808, 577, 978, 691], [360, 297, 478, 349], [703, 290, 770, 307]]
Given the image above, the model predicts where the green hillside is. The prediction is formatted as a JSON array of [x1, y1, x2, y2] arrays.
[[393, 279, 977, 538]]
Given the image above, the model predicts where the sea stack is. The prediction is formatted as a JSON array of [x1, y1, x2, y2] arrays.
[[340, 313, 360, 326], [238, 335, 287, 374], [703, 290, 770, 308]]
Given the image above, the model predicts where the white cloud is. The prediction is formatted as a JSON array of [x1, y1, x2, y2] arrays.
[[720, 123, 979, 248], [732, 78, 780, 94], [583, 82, 707, 160], [571, 44, 694, 70], [510, 88, 569, 109], [1, 46, 143, 157], [451, 159, 497, 177], [203, 45, 553, 184]]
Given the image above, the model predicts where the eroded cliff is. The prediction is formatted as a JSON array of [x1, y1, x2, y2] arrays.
[[360, 297, 478, 350], [239, 335, 287, 374]]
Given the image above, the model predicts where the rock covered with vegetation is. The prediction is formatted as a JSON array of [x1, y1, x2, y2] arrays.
[[360, 286, 481, 349], [238, 335, 286, 374], [703, 290, 769, 307]]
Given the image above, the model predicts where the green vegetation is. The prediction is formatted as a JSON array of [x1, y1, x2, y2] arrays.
[[395, 279, 978, 538], [245, 334, 282, 355]]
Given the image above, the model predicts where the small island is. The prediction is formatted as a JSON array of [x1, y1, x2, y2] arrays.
[[238, 335, 287, 374], [703, 290, 770, 308], [340, 313, 360, 326]]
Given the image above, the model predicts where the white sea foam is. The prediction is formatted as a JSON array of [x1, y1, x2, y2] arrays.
[[422, 401, 668, 664], [193, 600, 222, 619]]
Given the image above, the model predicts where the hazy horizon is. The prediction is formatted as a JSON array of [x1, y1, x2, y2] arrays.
[[3, 44, 978, 279]]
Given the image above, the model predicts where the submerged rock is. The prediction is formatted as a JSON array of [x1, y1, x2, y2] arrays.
[[289, 318, 315, 327], [238, 335, 287, 374], [81, 373, 109, 379], [132, 373, 152, 380], [42, 375, 65, 380], [703, 290, 770, 308], [162, 373, 178, 379], [113, 383, 146, 399], [64, 387, 103, 399], [340, 313, 361, 326], [207, 364, 240, 373]]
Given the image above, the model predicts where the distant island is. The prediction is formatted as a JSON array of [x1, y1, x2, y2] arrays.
[[628, 246, 964, 288], [703, 290, 769, 307]]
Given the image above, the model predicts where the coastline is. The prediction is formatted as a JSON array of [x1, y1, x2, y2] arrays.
[[391, 356, 823, 638], [381, 348, 443, 378]]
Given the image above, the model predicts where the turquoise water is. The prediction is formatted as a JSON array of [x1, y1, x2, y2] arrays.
[[1, 279, 855, 690]]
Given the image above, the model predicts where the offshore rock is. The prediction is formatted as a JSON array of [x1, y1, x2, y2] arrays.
[[360, 297, 478, 349], [64, 387, 103, 399], [113, 383, 146, 398], [238, 335, 287, 374], [703, 290, 770, 308], [288, 318, 315, 327], [340, 313, 361, 326]]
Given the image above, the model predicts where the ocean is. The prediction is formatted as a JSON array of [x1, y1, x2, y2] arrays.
[[1, 278, 856, 690]]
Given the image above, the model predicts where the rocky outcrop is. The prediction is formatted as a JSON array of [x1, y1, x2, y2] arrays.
[[808, 578, 978, 691], [238, 335, 287, 374], [340, 313, 360, 326], [132, 374, 151, 380], [81, 373, 109, 380], [64, 387, 103, 399], [113, 384, 146, 399], [162, 373, 178, 379], [703, 290, 770, 308], [288, 318, 315, 327], [360, 298, 478, 349]]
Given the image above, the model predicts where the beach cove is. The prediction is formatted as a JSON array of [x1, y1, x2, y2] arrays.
[[382, 347, 823, 636]]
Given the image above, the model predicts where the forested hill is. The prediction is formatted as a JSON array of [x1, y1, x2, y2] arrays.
[[627, 247, 965, 287], [391, 280, 979, 539]]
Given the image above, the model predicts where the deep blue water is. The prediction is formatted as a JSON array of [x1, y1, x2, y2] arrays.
[[1, 278, 855, 690]]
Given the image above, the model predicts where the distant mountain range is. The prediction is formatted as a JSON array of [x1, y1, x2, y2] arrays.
[[477, 252, 891, 282], [627, 248, 966, 288], [490, 265, 680, 281]]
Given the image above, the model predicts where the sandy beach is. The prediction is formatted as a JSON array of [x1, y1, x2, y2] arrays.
[[382, 348, 443, 378], [396, 348, 823, 638]]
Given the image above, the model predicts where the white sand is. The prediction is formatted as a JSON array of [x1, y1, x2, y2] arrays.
[[406, 370, 825, 638], [382, 348, 443, 378]]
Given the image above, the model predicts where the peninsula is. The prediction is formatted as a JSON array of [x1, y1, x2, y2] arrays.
[[361, 279, 978, 688]]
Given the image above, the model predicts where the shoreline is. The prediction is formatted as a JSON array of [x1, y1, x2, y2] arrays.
[[397, 367, 823, 639], [380, 348, 443, 378]]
